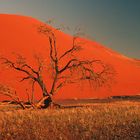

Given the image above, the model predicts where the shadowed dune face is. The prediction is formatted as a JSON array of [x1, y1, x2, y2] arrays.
[[0, 14, 140, 100]]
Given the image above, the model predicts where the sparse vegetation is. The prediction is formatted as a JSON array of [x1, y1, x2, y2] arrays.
[[0, 101, 140, 140]]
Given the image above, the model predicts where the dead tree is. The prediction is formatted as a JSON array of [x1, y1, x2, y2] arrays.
[[0, 25, 115, 108], [37, 24, 115, 107]]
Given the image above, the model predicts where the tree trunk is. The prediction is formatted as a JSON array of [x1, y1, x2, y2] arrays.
[[36, 95, 61, 109], [43, 96, 52, 108], [36, 78, 60, 109], [36, 95, 52, 108]]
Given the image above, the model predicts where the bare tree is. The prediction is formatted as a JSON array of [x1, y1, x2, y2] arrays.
[[0, 25, 115, 108], [37, 24, 115, 107]]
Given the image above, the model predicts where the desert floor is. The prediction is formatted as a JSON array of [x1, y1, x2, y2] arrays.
[[0, 98, 140, 140]]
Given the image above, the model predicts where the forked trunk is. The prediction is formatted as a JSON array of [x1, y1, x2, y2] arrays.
[[36, 78, 60, 109]]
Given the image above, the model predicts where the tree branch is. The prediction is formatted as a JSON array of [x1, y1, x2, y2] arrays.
[[0, 84, 26, 109], [59, 59, 78, 73], [59, 37, 81, 60]]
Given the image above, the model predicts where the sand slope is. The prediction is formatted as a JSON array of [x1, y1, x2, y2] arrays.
[[0, 14, 140, 100]]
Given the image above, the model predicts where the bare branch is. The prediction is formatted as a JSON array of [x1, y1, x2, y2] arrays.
[[21, 64, 38, 75], [20, 76, 32, 82], [0, 84, 26, 109], [59, 36, 82, 60], [59, 59, 78, 73], [54, 81, 66, 94], [49, 37, 56, 62]]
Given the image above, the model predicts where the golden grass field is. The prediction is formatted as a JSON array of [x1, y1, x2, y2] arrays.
[[0, 100, 140, 140]]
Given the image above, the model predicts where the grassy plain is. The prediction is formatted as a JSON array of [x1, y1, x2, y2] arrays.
[[0, 100, 140, 140]]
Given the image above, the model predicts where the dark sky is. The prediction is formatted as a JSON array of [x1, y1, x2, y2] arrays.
[[0, 0, 140, 58]]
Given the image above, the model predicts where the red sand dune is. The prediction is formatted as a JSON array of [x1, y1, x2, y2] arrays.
[[0, 14, 140, 100]]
